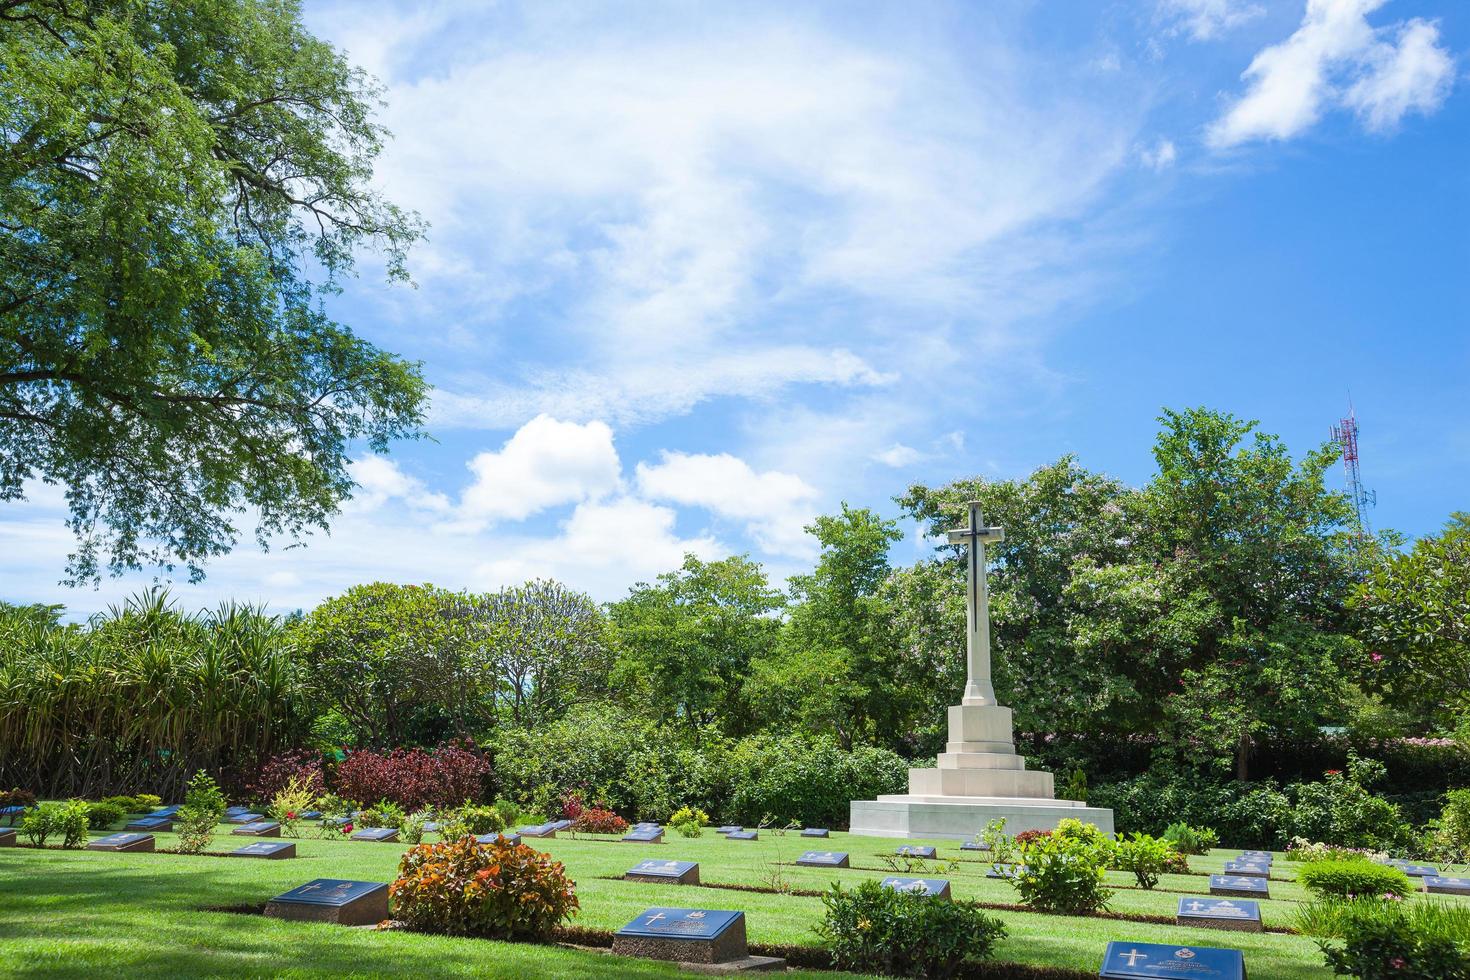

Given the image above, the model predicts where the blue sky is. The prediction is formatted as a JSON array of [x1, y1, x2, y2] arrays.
[[3, 0, 1466, 614]]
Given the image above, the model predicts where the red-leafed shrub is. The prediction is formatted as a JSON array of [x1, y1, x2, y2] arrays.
[[335, 741, 491, 810], [0, 788, 38, 810], [247, 749, 328, 802], [1014, 829, 1052, 847], [391, 836, 580, 939], [559, 788, 585, 822], [572, 806, 628, 834]]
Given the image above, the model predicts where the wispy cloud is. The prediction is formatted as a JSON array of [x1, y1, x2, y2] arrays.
[[1207, 0, 1454, 148]]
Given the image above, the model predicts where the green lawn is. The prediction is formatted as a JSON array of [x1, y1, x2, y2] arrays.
[[0, 821, 1405, 978]]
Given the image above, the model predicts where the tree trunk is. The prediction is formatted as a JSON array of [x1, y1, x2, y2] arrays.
[[1234, 734, 1251, 782]]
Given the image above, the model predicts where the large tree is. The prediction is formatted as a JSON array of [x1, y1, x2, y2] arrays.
[[1, 1, 427, 582], [1353, 513, 1470, 724]]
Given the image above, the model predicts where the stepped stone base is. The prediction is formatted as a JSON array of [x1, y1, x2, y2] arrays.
[[849, 702, 1114, 839], [849, 797, 1115, 839]]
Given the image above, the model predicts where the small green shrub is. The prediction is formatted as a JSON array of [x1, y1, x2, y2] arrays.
[[22, 800, 90, 848], [174, 771, 228, 855], [1317, 897, 1470, 979], [135, 793, 162, 810], [1114, 833, 1177, 890], [1298, 859, 1413, 899], [1011, 833, 1113, 914], [1287, 837, 1387, 863], [100, 795, 142, 813], [449, 804, 505, 835], [86, 801, 126, 830], [400, 811, 427, 845], [492, 797, 521, 828], [267, 775, 317, 838], [359, 799, 407, 830], [1161, 822, 1218, 856], [391, 837, 580, 939], [670, 805, 708, 838], [980, 818, 1017, 865], [817, 878, 1007, 979]]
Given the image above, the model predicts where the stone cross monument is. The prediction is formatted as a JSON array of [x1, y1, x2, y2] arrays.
[[847, 499, 1115, 838], [947, 502, 1003, 707]]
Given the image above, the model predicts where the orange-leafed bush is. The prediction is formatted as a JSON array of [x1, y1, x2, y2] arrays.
[[571, 806, 627, 834], [390, 836, 579, 939]]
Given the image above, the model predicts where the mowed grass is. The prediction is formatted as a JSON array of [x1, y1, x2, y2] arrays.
[[0, 821, 1400, 978]]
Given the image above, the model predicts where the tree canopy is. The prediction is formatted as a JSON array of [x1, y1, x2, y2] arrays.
[[1, 0, 427, 582]]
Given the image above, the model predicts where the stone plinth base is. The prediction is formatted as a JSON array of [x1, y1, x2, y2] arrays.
[[848, 796, 1114, 840]]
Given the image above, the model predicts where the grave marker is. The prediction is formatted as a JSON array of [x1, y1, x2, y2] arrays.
[[147, 805, 181, 819], [986, 864, 1022, 879], [0, 828, 15, 847], [87, 832, 155, 853], [227, 812, 264, 825], [232, 821, 282, 838], [960, 840, 989, 852], [229, 840, 296, 860], [801, 828, 829, 838], [350, 827, 399, 843], [880, 876, 952, 900], [1176, 897, 1263, 933], [1209, 875, 1268, 899], [299, 810, 323, 821], [1395, 863, 1439, 877], [896, 845, 937, 859], [715, 825, 742, 835], [625, 860, 700, 885], [518, 823, 557, 839], [1221, 861, 1269, 878], [1099, 941, 1244, 980], [1424, 876, 1470, 896], [1239, 851, 1271, 862], [796, 850, 850, 868], [548, 819, 574, 832], [265, 878, 388, 926], [613, 907, 783, 970], [622, 827, 665, 843], [125, 816, 173, 832], [421, 821, 441, 833], [476, 832, 521, 846], [726, 830, 758, 840]]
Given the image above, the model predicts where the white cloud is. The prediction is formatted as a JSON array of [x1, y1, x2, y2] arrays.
[[347, 456, 451, 514], [1159, 0, 1266, 41], [458, 415, 621, 527], [1139, 138, 1178, 170], [1208, 0, 1454, 148], [311, 6, 1146, 430], [472, 497, 722, 591], [636, 452, 819, 557], [873, 443, 925, 467], [1344, 19, 1455, 133]]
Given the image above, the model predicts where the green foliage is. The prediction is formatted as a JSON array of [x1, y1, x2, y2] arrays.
[[267, 775, 318, 838], [100, 796, 143, 814], [492, 798, 522, 829], [399, 812, 427, 845], [391, 837, 579, 940], [175, 771, 228, 855], [1316, 896, 1470, 979], [359, 800, 407, 831], [21, 800, 89, 848], [443, 804, 504, 837], [611, 554, 783, 739], [1352, 514, 1470, 719], [980, 818, 1018, 866], [135, 794, 162, 811], [1095, 774, 1286, 848], [1440, 789, 1470, 856], [749, 506, 903, 749], [1113, 833, 1178, 889], [0, 592, 305, 798], [0, 0, 427, 583], [816, 879, 1007, 979], [670, 806, 709, 838], [1060, 768, 1087, 803], [86, 801, 125, 830], [1287, 764, 1412, 851], [1010, 833, 1113, 914], [1161, 822, 1219, 856], [1298, 859, 1413, 899], [722, 735, 907, 828]]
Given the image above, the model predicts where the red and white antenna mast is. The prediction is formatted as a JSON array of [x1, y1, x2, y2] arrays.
[[1330, 399, 1376, 541]]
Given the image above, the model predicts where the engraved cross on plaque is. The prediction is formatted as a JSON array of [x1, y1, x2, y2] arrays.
[[947, 501, 1004, 706]]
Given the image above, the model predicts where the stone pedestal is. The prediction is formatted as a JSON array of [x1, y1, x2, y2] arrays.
[[849, 703, 1114, 839]]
